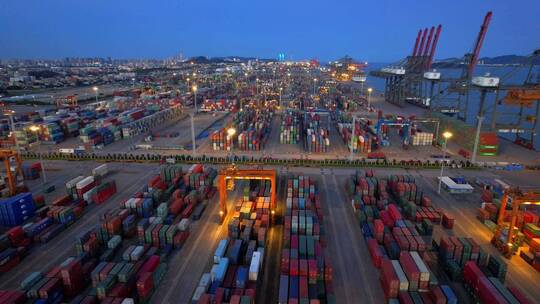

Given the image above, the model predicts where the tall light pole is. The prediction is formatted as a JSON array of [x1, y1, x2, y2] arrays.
[[313, 78, 317, 95], [438, 131, 453, 194], [279, 87, 283, 109], [367, 87, 373, 109], [349, 115, 357, 161], [5, 110, 20, 154], [92, 86, 99, 103], [227, 127, 236, 161], [471, 116, 485, 164], [131, 78, 135, 88], [29, 125, 47, 184], [256, 78, 259, 95], [192, 85, 198, 113], [190, 113, 196, 156]]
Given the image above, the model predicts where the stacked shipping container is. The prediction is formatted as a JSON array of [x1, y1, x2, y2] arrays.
[[280, 111, 301, 145], [234, 109, 272, 151], [0, 164, 217, 303], [280, 175, 335, 303], [192, 179, 271, 303]]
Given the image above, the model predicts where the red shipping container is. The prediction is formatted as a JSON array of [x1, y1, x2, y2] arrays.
[[140, 255, 160, 274], [299, 259, 308, 277], [388, 205, 402, 222], [442, 213, 454, 229], [420, 292, 435, 304], [214, 287, 225, 304], [136, 272, 153, 296], [380, 259, 399, 298], [299, 276, 308, 298], [198, 294, 211, 304], [398, 291, 414, 304], [399, 251, 420, 291], [477, 276, 508, 304], [281, 249, 290, 274], [508, 286, 534, 304], [463, 261, 484, 289], [367, 238, 383, 268], [290, 259, 299, 276], [429, 286, 446, 304]]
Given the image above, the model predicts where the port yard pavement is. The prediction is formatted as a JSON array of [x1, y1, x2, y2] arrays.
[[0, 162, 160, 289]]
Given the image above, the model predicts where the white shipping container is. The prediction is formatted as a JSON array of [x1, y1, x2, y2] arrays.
[[92, 164, 109, 177], [83, 187, 97, 203], [249, 251, 261, 281], [177, 218, 191, 232], [76, 176, 95, 190], [198, 273, 211, 291], [391, 260, 409, 291], [66, 176, 85, 189], [192, 286, 206, 303], [130, 246, 144, 261], [410, 251, 430, 282]]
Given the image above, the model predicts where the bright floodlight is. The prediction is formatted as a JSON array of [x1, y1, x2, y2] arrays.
[[92, 86, 98, 92], [313, 78, 317, 82], [192, 85, 197, 92], [29, 125, 40, 132], [443, 131, 453, 139], [227, 128, 236, 136], [368, 88, 373, 93]]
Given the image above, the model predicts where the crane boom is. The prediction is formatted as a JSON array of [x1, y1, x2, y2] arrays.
[[417, 28, 429, 57], [423, 27, 435, 57], [468, 11, 493, 79], [427, 25, 442, 69], [412, 30, 422, 57]]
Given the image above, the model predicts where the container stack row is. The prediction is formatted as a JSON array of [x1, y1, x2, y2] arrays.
[[304, 114, 330, 153], [0, 163, 217, 303], [280, 175, 335, 303], [233, 109, 272, 151], [280, 111, 301, 145], [211, 128, 235, 151], [192, 179, 272, 303], [337, 122, 374, 154]]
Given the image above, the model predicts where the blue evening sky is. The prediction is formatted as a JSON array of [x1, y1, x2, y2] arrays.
[[0, 0, 538, 62]]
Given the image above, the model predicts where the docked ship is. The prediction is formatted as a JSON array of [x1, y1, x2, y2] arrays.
[[329, 56, 368, 82]]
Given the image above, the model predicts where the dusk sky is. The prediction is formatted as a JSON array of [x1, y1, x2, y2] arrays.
[[0, 0, 538, 62]]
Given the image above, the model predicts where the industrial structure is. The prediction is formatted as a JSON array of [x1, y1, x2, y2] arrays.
[[370, 24, 442, 107], [217, 164, 277, 222], [492, 188, 540, 258]]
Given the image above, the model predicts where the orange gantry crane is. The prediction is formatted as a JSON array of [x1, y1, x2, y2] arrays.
[[217, 165, 276, 222], [492, 188, 540, 258], [0, 149, 24, 196], [504, 85, 540, 107]]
